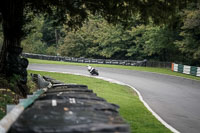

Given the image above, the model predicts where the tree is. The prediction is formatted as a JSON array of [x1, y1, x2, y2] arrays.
[[0, 24, 3, 50], [175, 6, 200, 65], [125, 25, 146, 60], [60, 15, 182, 61], [40, 13, 66, 48], [59, 15, 136, 59], [21, 14, 47, 54], [142, 26, 179, 61]]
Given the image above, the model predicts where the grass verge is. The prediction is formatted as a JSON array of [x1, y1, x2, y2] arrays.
[[29, 70, 171, 133], [0, 75, 37, 120], [28, 58, 200, 81], [0, 89, 17, 119]]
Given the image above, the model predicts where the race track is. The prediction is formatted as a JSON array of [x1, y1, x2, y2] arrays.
[[28, 64, 200, 133]]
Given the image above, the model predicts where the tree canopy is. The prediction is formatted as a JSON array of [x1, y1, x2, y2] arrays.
[[0, 0, 198, 63], [21, 5, 200, 66]]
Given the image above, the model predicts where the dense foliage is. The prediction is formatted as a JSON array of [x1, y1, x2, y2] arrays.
[[0, 0, 199, 66], [0, 25, 2, 51], [175, 6, 200, 65], [20, 3, 200, 66]]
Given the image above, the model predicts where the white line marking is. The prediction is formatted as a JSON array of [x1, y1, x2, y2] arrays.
[[29, 69, 180, 133]]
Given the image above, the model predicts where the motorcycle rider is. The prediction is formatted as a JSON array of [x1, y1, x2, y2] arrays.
[[87, 65, 94, 73], [87, 65, 98, 75]]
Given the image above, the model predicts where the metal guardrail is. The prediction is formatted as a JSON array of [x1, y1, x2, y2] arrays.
[[22, 53, 171, 68]]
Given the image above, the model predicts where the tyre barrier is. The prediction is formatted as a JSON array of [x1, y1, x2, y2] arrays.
[[22, 53, 171, 68], [7, 75, 130, 133], [171, 63, 200, 77]]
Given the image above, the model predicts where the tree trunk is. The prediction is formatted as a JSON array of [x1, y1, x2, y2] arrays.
[[0, 0, 24, 73], [0, 1, 29, 97]]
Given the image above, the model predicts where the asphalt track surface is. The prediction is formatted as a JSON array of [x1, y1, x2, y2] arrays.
[[28, 64, 200, 133]]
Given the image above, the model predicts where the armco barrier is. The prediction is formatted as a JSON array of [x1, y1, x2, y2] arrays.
[[171, 63, 200, 77], [22, 53, 171, 68]]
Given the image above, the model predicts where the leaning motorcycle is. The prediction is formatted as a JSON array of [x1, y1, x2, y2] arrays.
[[90, 69, 99, 76], [87, 65, 99, 76]]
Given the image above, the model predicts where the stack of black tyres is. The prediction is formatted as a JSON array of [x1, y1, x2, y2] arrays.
[[8, 75, 130, 133]]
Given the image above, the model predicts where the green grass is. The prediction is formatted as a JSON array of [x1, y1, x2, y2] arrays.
[[0, 75, 37, 120], [28, 58, 200, 81], [0, 90, 17, 119], [29, 70, 171, 133]]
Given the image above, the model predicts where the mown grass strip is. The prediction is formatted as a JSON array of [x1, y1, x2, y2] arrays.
[[29, 70, 171, 133], [28, 58, 200, 81]]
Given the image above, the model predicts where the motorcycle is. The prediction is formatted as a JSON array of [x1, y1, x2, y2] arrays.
[[87, 65, 99, 76]]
